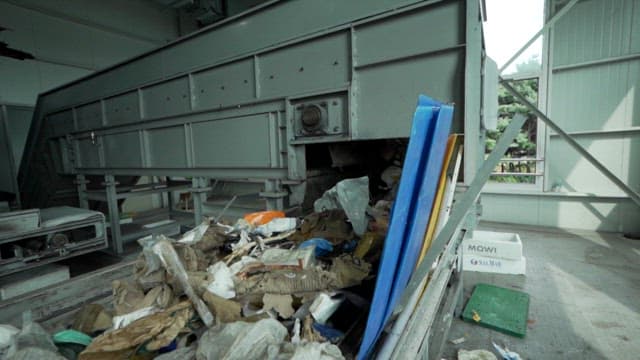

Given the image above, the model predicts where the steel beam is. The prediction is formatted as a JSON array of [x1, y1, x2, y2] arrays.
[[501, 79, 640, 208]]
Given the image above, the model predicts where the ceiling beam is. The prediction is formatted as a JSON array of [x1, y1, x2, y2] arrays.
[[1, 0, 166, 45]]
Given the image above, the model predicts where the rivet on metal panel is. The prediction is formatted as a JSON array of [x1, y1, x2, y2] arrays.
[[221, 86, 225, 90], [244, 79, 248, 84], [299, 67, 304, 72], [269, 75, 274, 79], [333, 60, 339, 65]]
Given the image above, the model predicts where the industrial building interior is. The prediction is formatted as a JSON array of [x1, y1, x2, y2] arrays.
[[0, 0, 638, 359]]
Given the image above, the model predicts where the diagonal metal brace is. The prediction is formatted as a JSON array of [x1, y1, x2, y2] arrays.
[[501, 78, 640, 208], [393, 114, 527, 325]]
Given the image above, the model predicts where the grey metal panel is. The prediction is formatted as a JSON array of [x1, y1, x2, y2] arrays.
[[37, 0, 424, 111], [77, 138, 101, 168], [353, 49, 464, 139], [105, 91, 140, 126], [257, 32, 350, 98], [192, 114, 272, 167], [0, 108, 14, 193], [4, 106, 33, 167], [19, 0, 483, 211], [192, 59, 255, 110], [75, 101, 103, 131], [142, 77, 191, 119], [48, 110, 75, 137], [146, 126, 187, 167], [353, 1, 463, 66], [552, 0, 638, 67], [104, 132, 142, 168]]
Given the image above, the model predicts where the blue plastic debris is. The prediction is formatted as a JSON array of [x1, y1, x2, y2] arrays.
[[342, 240, 357, 252], [299, 238, 334, 257], [312, 323, 344, 343], [492, 342, 522, 360]]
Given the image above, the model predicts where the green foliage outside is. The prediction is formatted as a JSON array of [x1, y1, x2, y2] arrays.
[[486, 58, 540, 184]]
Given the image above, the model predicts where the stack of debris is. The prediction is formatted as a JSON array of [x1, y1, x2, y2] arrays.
[[0, 177, 390, 360]]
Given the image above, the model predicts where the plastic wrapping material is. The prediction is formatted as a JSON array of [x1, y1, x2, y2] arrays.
[[196, 319, 287, 360], [309, 293, 344, 325], [154, 345, 196, 360], [254, 218, 297, 236], [7, 347, 67, 360], [313, 176, 370, 236], [0, 324, 19, 349], [152, 237, 214, 327], [260, 247, 315, 270], [206, 262, 236, 299], [137, 235, 163, 275], [6, 322, 59, 359], [112, 307, 158, 330], [178, 222, 210, 244], [458, 349, 498, 360], [289, 341, 345, 360], [235, 269, 339, 296], [243, 211, 286, 226], [79, 301, 192, 358], [229, 256, 260, 275]]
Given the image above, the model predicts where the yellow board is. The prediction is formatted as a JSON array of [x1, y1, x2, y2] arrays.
[[416, 134, 462, 266]]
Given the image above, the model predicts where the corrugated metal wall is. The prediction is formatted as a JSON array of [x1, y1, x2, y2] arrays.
[[483, 0, 640, 232]]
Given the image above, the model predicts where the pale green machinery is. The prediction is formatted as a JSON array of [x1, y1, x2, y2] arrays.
[[20, 0, 494, 253]]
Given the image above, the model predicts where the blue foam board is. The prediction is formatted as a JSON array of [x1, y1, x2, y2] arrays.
[[357, 95, 449, 359]]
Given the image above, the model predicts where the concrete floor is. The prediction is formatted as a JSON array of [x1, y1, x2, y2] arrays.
[[442, 222, 640, 360]]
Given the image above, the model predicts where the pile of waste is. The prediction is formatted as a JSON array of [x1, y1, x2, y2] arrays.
[[1, 177, 391, 360]]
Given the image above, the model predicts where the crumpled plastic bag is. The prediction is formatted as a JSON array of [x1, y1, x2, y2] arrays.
[[5, 322, 64, 360], [0, 324, 19, 349], [206, 261, 236, 299], [196, 319, 287, 360], [289, 342, 345, 360], [79, 301, 193, 358], [313, 177, 370, 235], [178, 221, 210, 244]]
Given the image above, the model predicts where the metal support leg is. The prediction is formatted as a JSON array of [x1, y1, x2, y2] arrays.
[[74, 174, 89, 209], [104, 175, 123, 254], [167, 177, 175, 215], [191, 177, 209, 224], [261, 179, 286, 210], [501, 79, 640, 208]]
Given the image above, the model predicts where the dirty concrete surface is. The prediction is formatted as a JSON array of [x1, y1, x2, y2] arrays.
[[443, 221, 640, 360]]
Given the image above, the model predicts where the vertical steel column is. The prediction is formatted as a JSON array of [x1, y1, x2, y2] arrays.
[[75, 174, 89, 209], [262, 179, 286, 210], [103, 175, 123, 254], [191, 177, 208, 224]]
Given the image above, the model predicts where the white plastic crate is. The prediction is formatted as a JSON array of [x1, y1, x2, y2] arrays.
[[462, 230, 523, 260]]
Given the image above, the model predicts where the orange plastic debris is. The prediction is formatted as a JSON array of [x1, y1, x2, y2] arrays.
[[243, 211, 286, 226]]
